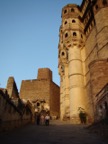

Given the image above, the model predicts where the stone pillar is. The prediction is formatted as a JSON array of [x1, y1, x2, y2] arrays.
[[69, 45, 85, 123], [64, 66, 70, 118], [60, 77, 65, 120], [60, 77, 63, 119]]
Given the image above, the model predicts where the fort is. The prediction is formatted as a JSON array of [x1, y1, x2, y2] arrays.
[[0, 0, 108, 131], [58, 0, 108, 123]]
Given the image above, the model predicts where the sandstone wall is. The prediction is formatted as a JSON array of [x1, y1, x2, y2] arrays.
[[0, 90, 32, 132], [83, 2, 108, 120], [20, 79, 50, 103], [50, 82, 60, 117], [89, 60, 108, 104], [37, 68, 52, 81], [95, 8, 108, 59]]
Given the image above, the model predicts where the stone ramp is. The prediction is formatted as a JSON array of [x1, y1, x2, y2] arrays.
[[0, 120, 107, 144]]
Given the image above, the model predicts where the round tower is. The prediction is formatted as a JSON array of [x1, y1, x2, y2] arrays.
[[59, 4, 86, 123], [58, 18, 69, 119]]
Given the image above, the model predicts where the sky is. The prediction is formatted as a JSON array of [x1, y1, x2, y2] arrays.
[[0, 0, 82, 92]]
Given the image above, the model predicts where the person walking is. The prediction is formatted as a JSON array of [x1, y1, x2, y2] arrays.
[[79, 110, 87, 124], [45, 114, 50, 126], [36, 113, 40, 125], [40, 114, 45, 125]]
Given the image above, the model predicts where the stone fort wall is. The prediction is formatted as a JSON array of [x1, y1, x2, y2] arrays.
[[20, 68, 60, 117], [20, 79, 50, 103], [83, 0, 108, 118]]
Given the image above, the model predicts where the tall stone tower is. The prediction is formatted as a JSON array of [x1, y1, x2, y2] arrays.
[[58, 0, 108, 123], [58, 4, 87, 123]]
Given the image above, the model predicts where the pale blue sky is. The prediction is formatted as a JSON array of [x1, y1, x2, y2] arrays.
[[0, 0, 82, 92]]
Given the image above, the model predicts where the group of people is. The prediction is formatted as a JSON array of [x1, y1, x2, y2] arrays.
[[35, 113, 50, 126]]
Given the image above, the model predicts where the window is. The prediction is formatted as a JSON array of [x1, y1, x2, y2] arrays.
[[64, 9, 67, 14], [73, 32, 77, 36], [62, 52, 65, 56], [37, 103, 40, 106], [71, 8, 74, 12], [65, 33, 68, 38], [64, 21, 67, 25], [72, 19, 76, 23]]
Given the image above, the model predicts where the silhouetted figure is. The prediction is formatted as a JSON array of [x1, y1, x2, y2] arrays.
[[79, 111, 87, 124], [40, 114, 45, 125], [36, 113, 40, 125], [45, 114, 50, 126]]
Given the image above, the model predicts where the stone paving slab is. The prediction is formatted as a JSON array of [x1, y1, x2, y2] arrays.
[[0, 120, 107, 144]]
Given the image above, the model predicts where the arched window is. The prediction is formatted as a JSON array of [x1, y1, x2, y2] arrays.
[[65, 33, 68, 38], [37, 102, 40, 106], [81, 34, 83, 39], [62, 52, 65, 56], [64, 9, 67, 14], [64, 21, 67, 25], [72, 19, 76, 23], [71, 8, 74, 12], [73, 32, 77, 37]]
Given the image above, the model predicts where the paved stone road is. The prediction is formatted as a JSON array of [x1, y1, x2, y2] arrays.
[[0, 120, 107, 144]]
